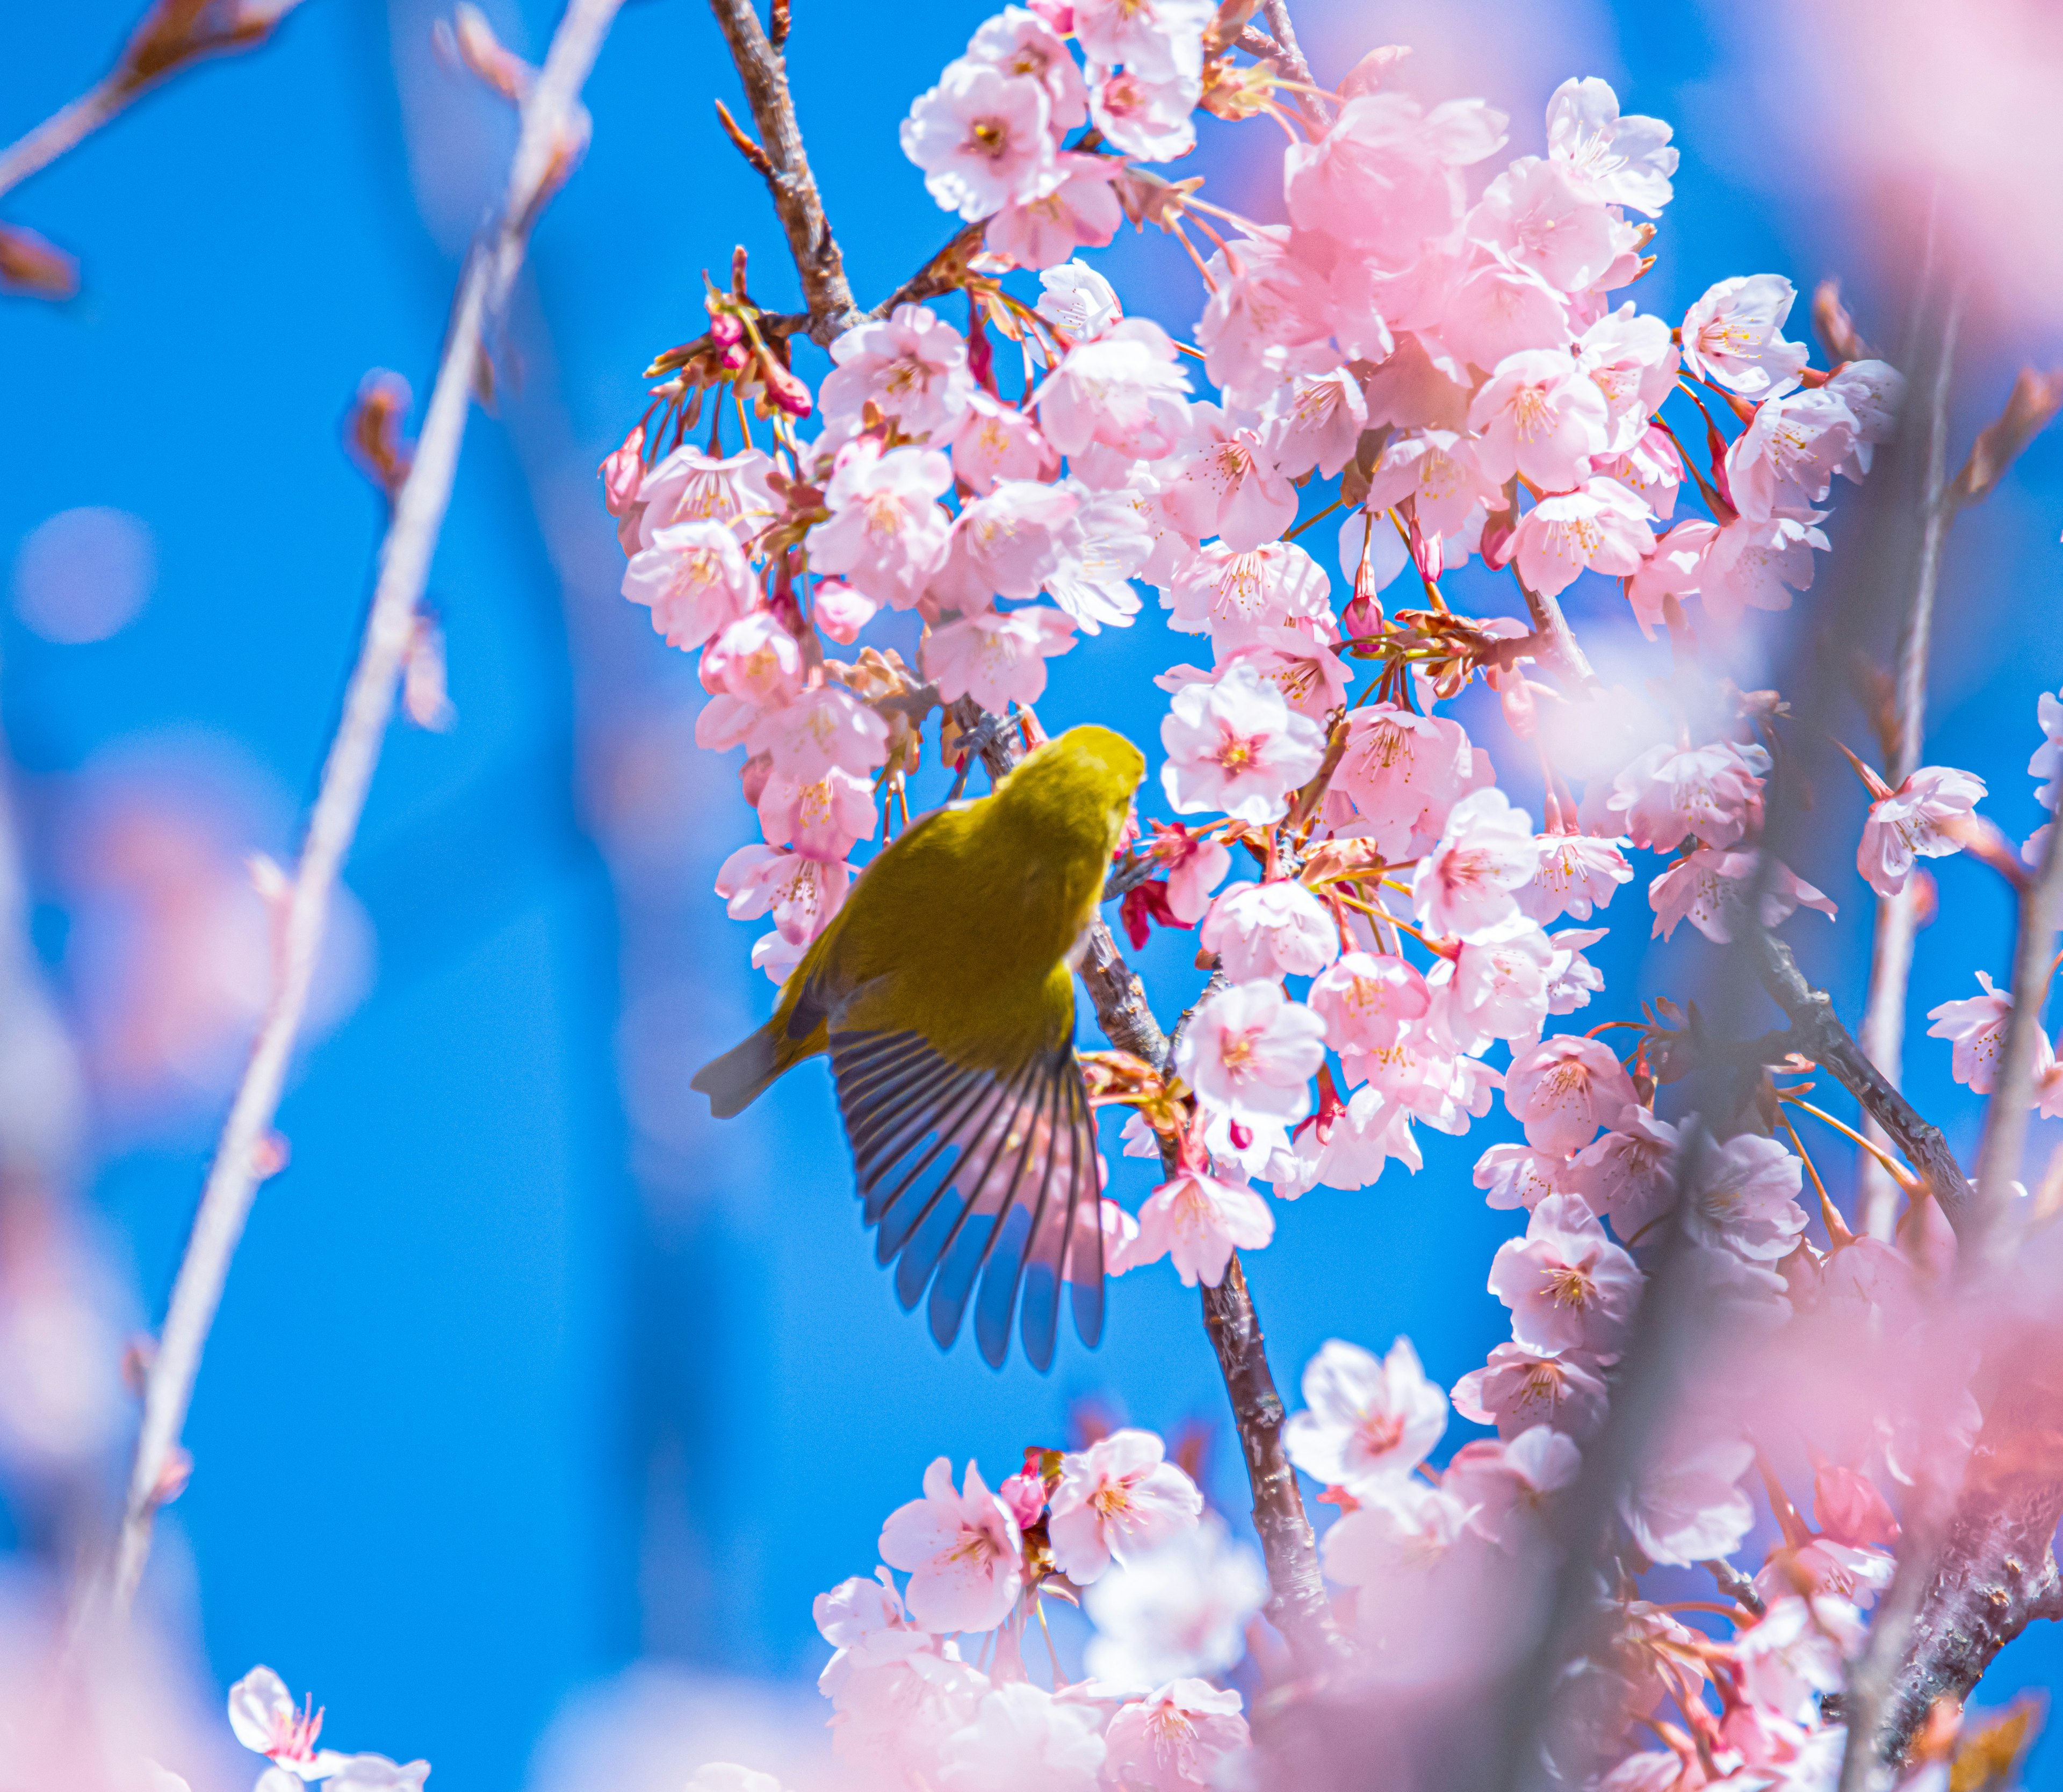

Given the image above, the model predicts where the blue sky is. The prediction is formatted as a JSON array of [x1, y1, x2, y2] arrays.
[[3, 1, 2062, 1787]]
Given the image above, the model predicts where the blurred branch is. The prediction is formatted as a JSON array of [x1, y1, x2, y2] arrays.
[[705, 0, 859, 346], [102, 0, 624, 1618], [1257, 0, 1317, 88], [0, 0, 313, 299], [1856, 280, 1961, 1236]]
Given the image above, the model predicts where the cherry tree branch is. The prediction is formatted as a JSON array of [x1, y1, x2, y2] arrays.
[[1751, 935, 1977, 1234], [1256, 0, 1317, 89], [102, 0, 624, 1617], [705, 0, 860, 345]]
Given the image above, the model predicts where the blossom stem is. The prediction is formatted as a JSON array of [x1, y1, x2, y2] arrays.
[[1775, 1106, 1857, 1246], [102, 0, 624, 1619], [1776, 1094, 1917, 1194], [1281, 495, 1345, 542]]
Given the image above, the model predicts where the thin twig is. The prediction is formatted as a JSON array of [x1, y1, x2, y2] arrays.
[[103, 0, 624, 1617], [1257, 0, 1317, 89], [1856, 280, 1964, 1237], [0, 1, 312, 204], [705, 0, 859, 345]]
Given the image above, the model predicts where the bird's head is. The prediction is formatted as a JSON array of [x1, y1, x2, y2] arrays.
[[1004, 724, 1146, 850]]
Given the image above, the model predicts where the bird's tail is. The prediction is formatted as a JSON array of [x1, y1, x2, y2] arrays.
[[691, 1002, 829, 1118]]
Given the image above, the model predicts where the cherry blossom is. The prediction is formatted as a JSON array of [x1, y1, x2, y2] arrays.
[[1546, 77, 1678, 215], [1620, 1434, 1755, 1566], [1047, 1428, 1204, 1581], [1360, 430, 1503, 543], [1725, 386, 1859, 521], [621, 521, 756, 650], [1510, 477, 1656, 598], [1453, 1342, 1611, 1441], [717, 845, 850, 950], [966, 6, 1088, 129], [951, 394, 1060, 494], [1680, 1130, 1808, 1262], [1163, 538, 1333, 644], [1199, 880, 1339, 981], [747, 683, 890, 780], [1332, 704, 1488, 856], [1444, 1423, 1582, 1546], [1307, 952, 1431, 1053], [1697, 510, 1828, 628], [1608, 740, 1764, 853], [228, 1667, 344, 1782], [1439, 255, 1574, 376], [1285, 1335, 1449, 1492], [1468, 349, 1612, 492], [1856, 765, 1986, 898], [1038, 319, 1194, 462], [326, 1758, 431, 1792], [1436, 915, 1557, 1050], [1283, 92, 1508, 261], [807, 439, 954, 608], [1071, 0, 1212, 78], [1089, 63, 1201, 162], [1503, 1034, 1639, 1156], [925, 606, 1078, 710], [756, 768, 877, 861], [1927, 971, 2013, 1092], [1100, 1681, 1250, 1792], [1736, 1595, 1861, 1726], [901, 61, 1059, 221], [634, 444, 780, 549], [879, 1457, 1025, 1633], [987, 154, 1123, 268], [1560, 1109, 1680, 1238], [1081, 1515, 1268, 1687], [1648, 848, 1836, 944], [932, 479, 1081, 605], [1474, 1142, 1564, 1211], [1679, 274, 1809, 397], [1160, 660, 1326, 825], [1473, 156, 1623, 293], [1111, 1164, 1276, 1288], [1413, 788, 1541, 938], [1037, 260, 1122, 343], [1517, 833, 1632, 923], [1827, 357, 1905, 476], [1319, 1479, 1474, 1590], [2030, 686, 2063, 810], [1272, 1078, 1425, 1197], [937, 1683, 1106, 1792], [1487, 1192, 1642, 1355], [819, 304, 975, 438], [1261, 365, 1371, 480], [1159, 413, 1299, 553]]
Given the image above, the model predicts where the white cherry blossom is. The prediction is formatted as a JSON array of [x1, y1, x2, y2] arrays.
[[1285, 1336, 1449, 1492]]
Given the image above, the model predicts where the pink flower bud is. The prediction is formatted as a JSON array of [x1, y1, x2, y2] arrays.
[[598, 424, 646, 516], [710, 311, 745, 348], [811, 579, 876, 645], [998, 1469, 1048, 1531]]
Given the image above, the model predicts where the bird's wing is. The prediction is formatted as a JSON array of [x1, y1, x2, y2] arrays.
[[827, 1027, 1105, 1371]]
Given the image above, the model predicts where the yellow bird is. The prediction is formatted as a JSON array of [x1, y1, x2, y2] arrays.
[[693, 723, 1146, 1370]]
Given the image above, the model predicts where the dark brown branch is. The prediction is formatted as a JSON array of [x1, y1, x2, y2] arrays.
[[947, 697, 1340, 1667], [1752, 935, 1977, 1233], [706, 0, 858, 345]]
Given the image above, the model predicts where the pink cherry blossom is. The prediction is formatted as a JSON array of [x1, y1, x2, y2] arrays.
[[228, 1667, 345, 1782], [950, 394, 1059, 495], [1681, 1130, 1808, 1262], [1560, 1109, 1680, 1239], [1045, 485, 1152, 631], [1436, 915, 1556, 1049], [1472, 157, 1623, 292], [1517, 833, 1632, 923], [1468, 349, 1612, 492], [1331, 704, 1488, 857], [325, 1758, 430, 1792], [1608, 740, 1765, 853], [1223, 627, 1351, 721], [747, 683, 890, 779], [1283, 92, 1507, 262], [966, 6, 1088, 129], [1576, 306, 1680, 449], [1597, 423, 1684, 520], [1149, 828, 1230, 923], [1679, 274, 1809, 396], [635, 445, 779, 550], [1511, 477, 1656, 598], [1100, 1682, 1250, 1792], [1260, 365, 1370, 480], [1160, 660, 1326, 825], [756, 768, 877, 860], [2030, 687, 2063, 810], [1546, 77, 1678, 215], [1444, 1423, 1582, 1546], [879, 1456, 1025, 1633], [1112, 1165, 1276, 1287], [1543, 924, 1607, 1018], [1857, 765, 1986, 898], [1072, 0, 1211, 78], [819, 304, 975, 438], [1452, 1341, 1611, 1441], [1487, 1192, 1642, 1355], [1648, 848, 1836, 945], [937, 1683, 1106, 1792], [1725, 387, 1859, 521], [1038, 319, 1193, 462], [1160, 414, 1300, 554], [1361, 430, 1503, 543], [716, 844, 850, 947], [1438, 255, 1574, 375], [1081, 1514, 1268, 1686], [1272, 1079, 1424, 1197], [1308, 952, 1430, 1054], [811, 579, 877, 644], [1172, 977, 1325, 1125], [621, 520, 757, 650], [1163, 538, 1333, 644], [986, 153, 1122, 268], [1192, 231, 1332, 408], [1088, 63, 1201, 161], [901, 62, 1059, 221], [923, 605, 1077, 711], [1285, 1335, 1448, 1492], [1047, 1428, 1204, 1581], [1927, 971, 2013, 1093], [1037, 260, 1123, 343], [1319, 1479, 1473, 1589], [1412, 787, 1540, 938], [1619, 1433, 1754, 1566], [1503, 1034, 1639, 1156], [1696, 510, 1828, 628], [1199, 879, 1339, 981], [931, 479, 1081, 606], [808, 438, 954, 608], [1826, 357, 1905, 476], [1735, 1595, 1860, 1725], [1473, 1142, 1565, 1211]]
